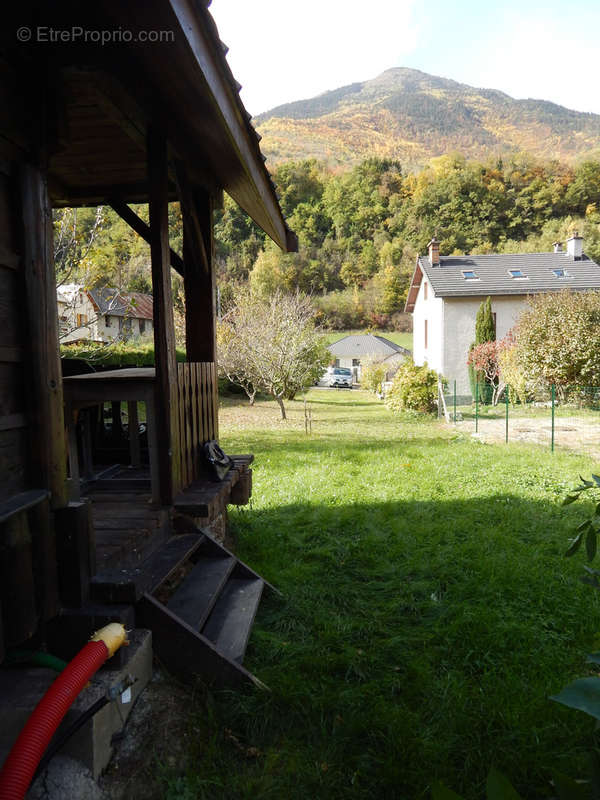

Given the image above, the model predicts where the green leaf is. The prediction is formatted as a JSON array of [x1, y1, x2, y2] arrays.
[[580, 476, 595, 487], [563, 494, 580, 506], [566, 531, 585, 557], [592, 474, 600, 486], [550, 677, 600, 720], [486, 768, 523, 800], [587, 528, 598, 561], [552, 770, 589, 800], [579, 519, 594, 532], [431, 782, 465, 800]]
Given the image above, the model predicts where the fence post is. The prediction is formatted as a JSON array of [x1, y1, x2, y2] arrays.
[[551, 384, 555, 452], [453, 380, 457, 424], [505, 384, 509, 443], [475, 383, 479, 433]]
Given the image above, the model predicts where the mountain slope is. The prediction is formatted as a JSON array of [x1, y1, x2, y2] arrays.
[[254, 68, 600, 168]]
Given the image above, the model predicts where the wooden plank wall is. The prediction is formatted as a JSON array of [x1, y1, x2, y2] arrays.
[[175, 362, 218, 490], [0, 162, 28, 504]]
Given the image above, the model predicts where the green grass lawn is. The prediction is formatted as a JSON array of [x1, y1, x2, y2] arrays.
[[323, 329, 413, 351], [162, 390, 600, 799]]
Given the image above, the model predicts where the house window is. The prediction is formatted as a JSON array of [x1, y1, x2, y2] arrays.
[[462, 270, 478, 280], [508, 269, 527, 279], [352, 358, 360, 367], [424, 319, 428, 349], [76, 313, 88, 328], [105, 315, 111, 327], [334, 359, 340, 367], [552, 268, 571, 278], [139, 319, 145, 335], [424, 281, 428, 300]]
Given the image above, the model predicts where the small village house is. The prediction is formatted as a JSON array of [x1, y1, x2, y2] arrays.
[[328, 333, 410, 383], [57, 284, 154, 343], [405, 234, 600, 398]]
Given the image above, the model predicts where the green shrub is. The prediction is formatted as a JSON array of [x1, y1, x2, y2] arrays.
[[385, 358, 442, 413], [60, 340, 187, 367], [361, 358, 386, 394]]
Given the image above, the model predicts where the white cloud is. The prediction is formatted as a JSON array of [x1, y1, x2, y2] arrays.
[[210, 0, 421, 115]]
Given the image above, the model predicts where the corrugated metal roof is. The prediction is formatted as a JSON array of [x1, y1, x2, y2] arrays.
[[328, 334, 411, 358], [419, 251, 600, 298], [128, 292, 153, 320], [88, 288, 153, 319]]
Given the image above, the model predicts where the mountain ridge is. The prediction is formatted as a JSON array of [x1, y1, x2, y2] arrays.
[[254, 68, 600, 169]]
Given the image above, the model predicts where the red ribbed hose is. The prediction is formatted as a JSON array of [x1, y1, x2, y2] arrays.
[[0, 640, 109, 800]]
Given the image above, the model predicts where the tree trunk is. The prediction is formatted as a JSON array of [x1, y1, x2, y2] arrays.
[[275, 395, 287, 420]]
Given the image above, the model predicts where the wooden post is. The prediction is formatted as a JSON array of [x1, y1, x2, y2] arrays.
[[148, 125, 179, 502], [176, 165, 216, 363], [54, 501, 96, 608], [19, 164, 68, 508]]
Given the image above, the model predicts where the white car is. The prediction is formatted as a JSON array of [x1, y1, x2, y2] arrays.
[[327, 367, 353, 388]]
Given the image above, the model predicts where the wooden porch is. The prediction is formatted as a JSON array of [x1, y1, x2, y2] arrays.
[[0, 8, 296, 783]]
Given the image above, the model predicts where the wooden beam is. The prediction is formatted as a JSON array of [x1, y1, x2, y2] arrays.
[[19, 163, 68, 509], [176, 165, 216, 362], [148, 124, 180, 503], [110, 199, 184, 276]]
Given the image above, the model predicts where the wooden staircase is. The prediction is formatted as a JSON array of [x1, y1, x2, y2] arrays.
[[91, 523, 272, 688]]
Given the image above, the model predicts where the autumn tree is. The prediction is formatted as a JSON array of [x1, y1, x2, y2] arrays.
[[467, 340, 505, 405], [510, 290, 600, 395], [216, 289, 329, 419]]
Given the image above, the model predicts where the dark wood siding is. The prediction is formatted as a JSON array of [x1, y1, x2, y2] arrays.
[[0, 164, 27, 503]]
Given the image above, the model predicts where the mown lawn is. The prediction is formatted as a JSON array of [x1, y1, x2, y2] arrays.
[[163, 390, 600, 799]]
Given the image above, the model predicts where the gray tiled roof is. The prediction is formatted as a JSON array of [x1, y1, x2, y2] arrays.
[[328, 334, 411, 358], [419, 251, 600, 298]]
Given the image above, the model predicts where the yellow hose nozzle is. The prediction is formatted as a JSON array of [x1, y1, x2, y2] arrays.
[[90, 623, 129, 658]]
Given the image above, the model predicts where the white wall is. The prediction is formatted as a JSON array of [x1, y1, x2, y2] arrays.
[[412, 278, 444, 374], [58, 290, 153, 344], [442, 295, 528, 395]]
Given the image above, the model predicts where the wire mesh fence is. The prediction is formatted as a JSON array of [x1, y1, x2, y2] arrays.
[[442, 382, 600, 457]]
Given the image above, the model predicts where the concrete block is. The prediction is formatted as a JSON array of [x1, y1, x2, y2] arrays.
[[0, 629, 152, 782]]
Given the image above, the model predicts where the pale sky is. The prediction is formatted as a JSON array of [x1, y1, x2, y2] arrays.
[[210, 0, 600, 117]]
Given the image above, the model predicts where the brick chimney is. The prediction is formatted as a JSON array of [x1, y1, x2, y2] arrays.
[[428, 237, 440, 266], [566, 232, 583, 260], [553, 241, 563, 253]]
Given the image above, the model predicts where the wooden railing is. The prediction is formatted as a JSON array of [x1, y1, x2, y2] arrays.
[[174, 361, 219, 491]]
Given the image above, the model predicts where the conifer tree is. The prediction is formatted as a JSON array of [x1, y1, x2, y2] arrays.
[[475, 296, 495, 343]]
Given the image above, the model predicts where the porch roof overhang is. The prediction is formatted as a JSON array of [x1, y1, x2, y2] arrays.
[[9, 0, 296, 252]]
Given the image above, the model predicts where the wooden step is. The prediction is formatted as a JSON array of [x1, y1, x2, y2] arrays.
[[137, 594, 266, 688], [91, 533, 203, 603], [173, 474, 237, 518], [201, 577, 264, 663], [167, 555, 236, 630]]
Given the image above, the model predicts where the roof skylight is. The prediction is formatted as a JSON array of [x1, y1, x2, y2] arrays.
[[462, 270, 478, 280], [552, 268, 572, 278], [508, 269, 527, 278]]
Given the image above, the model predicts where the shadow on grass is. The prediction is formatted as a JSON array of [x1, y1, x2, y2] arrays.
[[175, 493, 599, 800]]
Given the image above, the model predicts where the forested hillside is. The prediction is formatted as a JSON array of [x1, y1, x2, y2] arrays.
[[255, 68, 600, 169], [55, 153, 600, 332]]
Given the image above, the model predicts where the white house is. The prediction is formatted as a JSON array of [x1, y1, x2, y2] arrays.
[[328, 333, 410, 383], [57, 284, 154, 344], [405, 234, 600, 399]]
